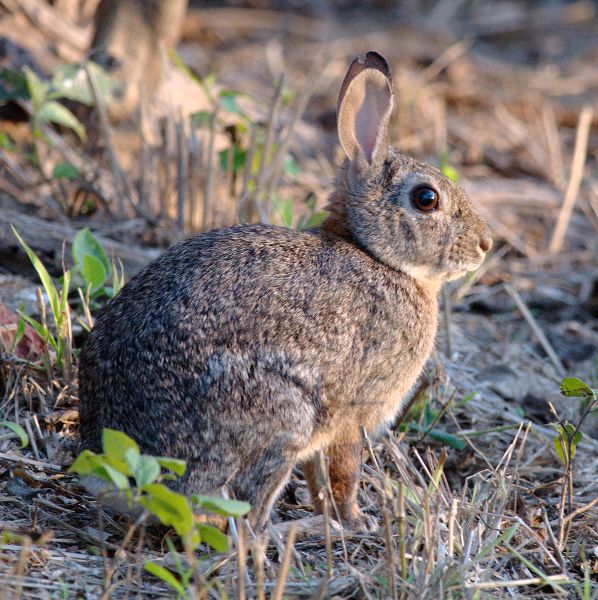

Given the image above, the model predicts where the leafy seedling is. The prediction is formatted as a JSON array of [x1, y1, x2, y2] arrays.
[[0, 421, 29, 448]]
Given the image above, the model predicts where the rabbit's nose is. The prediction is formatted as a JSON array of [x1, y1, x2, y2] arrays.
[[479, 236, 493, 253]]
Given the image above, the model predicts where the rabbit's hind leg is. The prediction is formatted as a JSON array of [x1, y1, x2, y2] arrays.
[[182, 348, 322, 531], [231, 437, 300, 531], [303, 427, 378, 533]]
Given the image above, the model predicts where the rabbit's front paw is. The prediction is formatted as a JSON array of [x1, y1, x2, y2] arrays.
[[343, 510, 379, 534]]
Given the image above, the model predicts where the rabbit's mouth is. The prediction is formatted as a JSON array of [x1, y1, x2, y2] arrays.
[[400, 262, 471, 284], [443, 256, 485, 281]]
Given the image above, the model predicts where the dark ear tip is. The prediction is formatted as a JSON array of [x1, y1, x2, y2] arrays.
[[337, 50, 393, 115], [362, 51, 392, 81]]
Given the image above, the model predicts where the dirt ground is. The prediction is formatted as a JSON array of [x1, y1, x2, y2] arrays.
[[0, 1, 597, 598]]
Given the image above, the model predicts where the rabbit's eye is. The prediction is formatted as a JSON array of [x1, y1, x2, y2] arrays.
[[411, 186, 439, 212]]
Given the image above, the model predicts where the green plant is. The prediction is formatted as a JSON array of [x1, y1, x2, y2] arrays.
[[0, 61, 119, 169], [439, 152, 459, 183], [273, 194, 326, 230], [71, 227, 123, 299], [551, 376, 597, 551], [0, 420, 29, 448], [553, 377, 597, 467], [174, 50, 316, 228], [11, 226, 72, 375], [397, 386, 465, 451], [11, 226, 121, 374], [23, 66, 86, 143], [69, 429, 250, 597]]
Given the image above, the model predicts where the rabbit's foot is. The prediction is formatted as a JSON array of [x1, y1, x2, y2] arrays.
[[342, 510, 379, 534], [271, 515, 342, 541]]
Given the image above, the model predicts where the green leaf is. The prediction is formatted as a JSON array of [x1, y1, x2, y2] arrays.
[[81, 254, 108, 289], [553, 433, 567, 465], [51, 62, 121, 106], [190, 110, 212, 129], [103, 429, 139, 468], [203, 73, 217, 89], [560, 377, 595, 399], [37, 100, 86, 141], [68, 449, 99, 476], [553, 423, 582, 465], [440, 163, 459, 183], [0, 132, 15, 151], [24, 67, 49, 110], [219, 146, 247, 172], [11, 227, 60, 325], [141, 484, 194, 539], [219, 90, 247, 116], [198, 523, 228, 553], [472, 524, 519, 563], [12, 315, 26, 351], [98, 462, 130, 490], [407, 421, 466, 450], [303, 211, 326, 229], [134, 455, 161, 487], [0, 421, 29, 448], [123, 447, 140, 474], [111, 257, 125, 297], [282, 154, 301, 178], [144, 561, 186, 596], [59, 269, 71, 323], [429, 429, 466, 450], [439, 151, 460, 183], [156, 457, 187, 476], [73, 228, 111, 275], [193, 495, 251, 517], [281, 87, 295, 106], [70, 449, 130, 490], [17, 310, 55, 348], [273, 197, 294, 228], [52, 162, 80, 180]]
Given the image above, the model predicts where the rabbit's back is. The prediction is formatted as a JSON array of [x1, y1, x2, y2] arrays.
[[79, 224, 435, 465]]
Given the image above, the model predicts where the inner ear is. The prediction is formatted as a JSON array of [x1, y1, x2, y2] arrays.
[[353, 71, 393, 163], [337, 52, 394, 166]]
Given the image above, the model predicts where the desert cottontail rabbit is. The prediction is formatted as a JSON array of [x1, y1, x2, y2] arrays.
[[79, 51, 492, 532]]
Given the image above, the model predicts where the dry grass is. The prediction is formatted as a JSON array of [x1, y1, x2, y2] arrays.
[[1, 1, 598, 598]]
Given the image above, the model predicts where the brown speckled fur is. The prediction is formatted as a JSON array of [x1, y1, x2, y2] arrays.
[[79, 52, 491, 531]]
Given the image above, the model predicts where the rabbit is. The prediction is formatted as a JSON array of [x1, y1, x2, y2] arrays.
[[79, 51, 492, 533]]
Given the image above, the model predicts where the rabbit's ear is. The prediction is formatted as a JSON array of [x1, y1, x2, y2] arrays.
[[337, 51, 393, 166]]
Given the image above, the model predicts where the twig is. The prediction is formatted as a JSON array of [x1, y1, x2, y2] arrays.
[[549, 106, 593, 254], [563, 495, 598, 525], [271, 524, 296, 600], [11, 535, 31, 600], [252, 74, 286, 222], [23, 419, 40, 461], [236, 518, 248, 600], [465, 574, 570, 589], [382, 477, 398, 600], [175, 113, 187, 232], [421, 37, 473, 84], [84, 64, 156, 225], [447, 497, 458, 558], [187, 124, 201, 234], [0, 452, 62, 471], [265, 56, 322, 209], [504, 283, 565, 377], [251, 536, 267, 600], [9, 0, 89, 53], [202, 108, 219, 232]]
